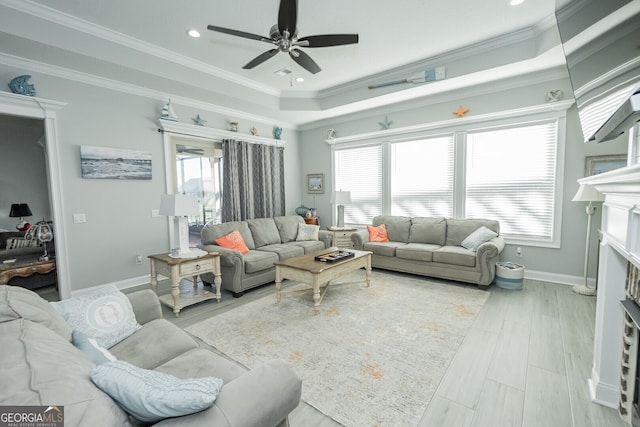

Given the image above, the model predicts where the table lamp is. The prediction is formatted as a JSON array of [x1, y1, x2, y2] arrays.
[[571, 183, 604, 296], [331, 190, 352, 228], [160, 194, 204, 258], [25, 220, 54, 261], [9, 203, 32, 231]]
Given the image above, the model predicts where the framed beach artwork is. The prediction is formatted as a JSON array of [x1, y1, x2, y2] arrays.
[[307, 173, 324, 194], [80, 145, 152, 180], [584, 154, 627, 176]]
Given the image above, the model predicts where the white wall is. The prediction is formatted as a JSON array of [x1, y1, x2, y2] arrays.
[[0, 64, 301, 292]]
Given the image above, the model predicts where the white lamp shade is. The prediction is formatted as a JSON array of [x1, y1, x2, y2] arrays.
[[331, 190, 352, 205], [159, 194, 199, 216], [572, 184, 604, 203]]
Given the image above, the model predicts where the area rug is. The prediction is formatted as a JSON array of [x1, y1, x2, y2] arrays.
[[186, 271, 489, 426]]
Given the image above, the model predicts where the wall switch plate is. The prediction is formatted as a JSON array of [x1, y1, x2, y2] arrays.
[[151, 209, 160, 218], [516, 247, 523, 257], [73, 213, 86, 223]]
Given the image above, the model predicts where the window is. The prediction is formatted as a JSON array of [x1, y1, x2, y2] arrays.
[[391, 136, 455, 217], [331, 109, 565, 246], [334, 145, 382, 224], [466, 121, 558, 241]]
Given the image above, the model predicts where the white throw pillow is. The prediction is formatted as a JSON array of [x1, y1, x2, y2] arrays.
[[91, 360, 223, 423], [461, 226, 498, 251], [296, 223, 319, 241], [51, 285, 140, 349]]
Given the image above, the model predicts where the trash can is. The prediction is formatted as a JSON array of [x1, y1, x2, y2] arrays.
[[495, 262, 525, 290]]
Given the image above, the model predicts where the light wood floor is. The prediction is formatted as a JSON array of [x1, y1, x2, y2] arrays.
[[37, 274, 625, 427]]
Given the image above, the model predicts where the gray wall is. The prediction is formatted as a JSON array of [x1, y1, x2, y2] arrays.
[[0, 64, 300, 292], [298, 73, 628, 282]]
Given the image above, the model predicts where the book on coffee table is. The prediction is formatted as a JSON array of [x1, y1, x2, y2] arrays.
[[314, 250, 355, 263]]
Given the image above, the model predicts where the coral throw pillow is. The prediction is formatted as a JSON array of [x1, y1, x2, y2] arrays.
[[215, 230, 249, 254], [367, 224, 389, 242]]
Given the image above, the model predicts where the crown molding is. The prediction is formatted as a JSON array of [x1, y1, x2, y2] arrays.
[[326, 99, 574, 146], [0, 53, 297, 129], [1, 0, 279, 97], [0, 90, 67, 118]]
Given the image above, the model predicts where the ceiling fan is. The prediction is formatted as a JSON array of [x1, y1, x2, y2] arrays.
[[207, 0, 358, 74]]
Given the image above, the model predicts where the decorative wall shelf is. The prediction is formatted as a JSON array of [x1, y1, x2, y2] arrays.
[[159, 119, 285, 147]]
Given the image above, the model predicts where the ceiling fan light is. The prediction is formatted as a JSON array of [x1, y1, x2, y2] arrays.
[[509, 0, 524, 6], [296, 77, 305, 83], [187, 29, 201, 38]]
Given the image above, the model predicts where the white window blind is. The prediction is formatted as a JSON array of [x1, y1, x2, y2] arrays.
[[466, 121, 557, 240], [391, 136, 454, 217], [335, 145, 382, 224]]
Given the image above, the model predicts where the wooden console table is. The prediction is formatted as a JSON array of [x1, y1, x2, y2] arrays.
[[148, 252, 221, 317], [0, 257, 56, 286]]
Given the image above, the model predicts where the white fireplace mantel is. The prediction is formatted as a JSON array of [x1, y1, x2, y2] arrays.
[[579, 164, 640, 409]]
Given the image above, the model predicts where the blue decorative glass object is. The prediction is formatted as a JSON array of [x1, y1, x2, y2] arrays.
[[295, 205, 309, 217], [273, 126, 282, 140], [8, 75, 36, 96]]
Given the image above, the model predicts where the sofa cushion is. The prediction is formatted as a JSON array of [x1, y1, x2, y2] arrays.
[[285, 240, 326, 254], [243, 250, 279, 274], [215, 230, 249, 254], [274, 215, 304, 243], [258, 244, 304, 261], [461, 226, 498, 251], [362, 241, 406, 257], [91, 360, 223, 423], [0, 285, 72, 341], [367, 224, 389, 242], [296, 223, 319, 241], [396, 243, 441, 262], [155, 348, 247, 384], [109, 318, 198, 369], [409, 217, 447, 245], [246, 218, 282, 248], [446, 218, 500, 246], [372, 216, 411, 243], [0, 319, 130, 425], [201, 221, 256, 250], [433, 246, 477, 267], [51, 285, 141, 349]]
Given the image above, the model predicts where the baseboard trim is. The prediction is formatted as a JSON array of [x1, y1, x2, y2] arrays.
[[523, 269, 597, 288], [70, 274, 157, 297], [588, 369, 619, 409]]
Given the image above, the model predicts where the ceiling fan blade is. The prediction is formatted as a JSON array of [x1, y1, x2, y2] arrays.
[[278, 0, 297, 38], [207, 25, 271, 43], [298, 34, 359, 47], [243, 49, 280, 69], [290, 49, 321, 74]]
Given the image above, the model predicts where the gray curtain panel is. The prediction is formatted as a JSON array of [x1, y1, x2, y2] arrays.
[[222, 139, 285, 222]]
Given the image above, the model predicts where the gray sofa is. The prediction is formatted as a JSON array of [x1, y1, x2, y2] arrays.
[[198, 215, 332, 297], [351, 216, 505, 288], [0, 285, 302, 426]]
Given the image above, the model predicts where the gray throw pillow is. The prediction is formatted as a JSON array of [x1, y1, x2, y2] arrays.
[[461, 226, 498, 251]]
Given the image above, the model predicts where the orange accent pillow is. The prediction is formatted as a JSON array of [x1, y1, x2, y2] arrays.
[[367, 224, 389, 242], [215, 230, 249, 254]]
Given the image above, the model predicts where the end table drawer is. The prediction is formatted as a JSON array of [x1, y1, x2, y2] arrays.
[[179, 258, 215, 276]]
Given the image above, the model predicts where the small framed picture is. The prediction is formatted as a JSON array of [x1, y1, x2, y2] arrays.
[[585, 154, 627, 176], [307, 173, 324, 194]]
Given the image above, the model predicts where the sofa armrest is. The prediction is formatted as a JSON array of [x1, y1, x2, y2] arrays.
[[126, 289, 163, 324], [351, 229, 369, 250], [318, 230, 333, 248], [154, 360, 302, 427], [476, 236, 506, 286], [198, 244, 244, 268]]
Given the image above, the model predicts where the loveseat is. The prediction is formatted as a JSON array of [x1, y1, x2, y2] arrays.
[[351, 216, 505, 288], [0, 284, 302, 426], [198, 215, 332, 296]]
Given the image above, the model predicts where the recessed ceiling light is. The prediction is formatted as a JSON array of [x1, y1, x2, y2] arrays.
[[187, 29, 201, 38], [296, 77, 305, 83], [509, 0, 524, 5]]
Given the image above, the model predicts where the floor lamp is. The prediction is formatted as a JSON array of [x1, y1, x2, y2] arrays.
[[572, 183, 604, 296]]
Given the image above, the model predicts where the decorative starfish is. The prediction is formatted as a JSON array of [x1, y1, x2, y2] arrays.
[[191, 114, 206, 126], [453, 105, 469, 118], [379, 116, 393, 129]]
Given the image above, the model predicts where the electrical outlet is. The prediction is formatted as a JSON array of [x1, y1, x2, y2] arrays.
[[73, 213, 86, 223], [516, 247, 523, 257], [135, 254, 143, 264]]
